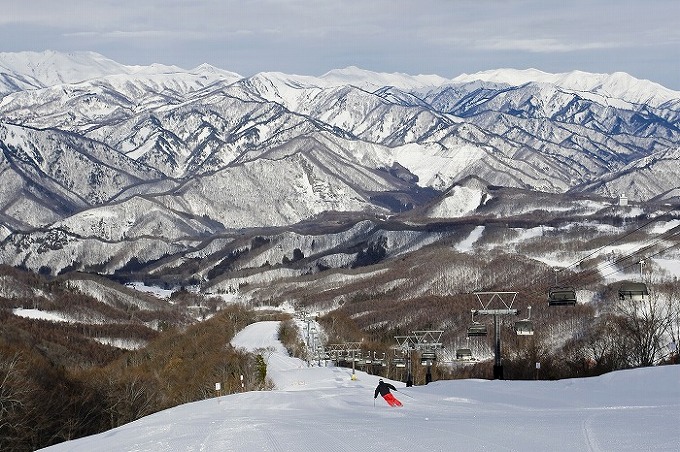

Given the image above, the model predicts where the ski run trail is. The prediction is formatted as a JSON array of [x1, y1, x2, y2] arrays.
[[42, 320, 680, 451]]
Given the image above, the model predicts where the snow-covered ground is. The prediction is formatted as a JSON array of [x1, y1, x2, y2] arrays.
[[41, 321, 680, 451], [125, 281, 175, 299], [12, 308, 73, 323]]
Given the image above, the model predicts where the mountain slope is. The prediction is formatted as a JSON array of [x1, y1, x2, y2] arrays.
[[0, 123, 165, 228], [0, 51, 678, 277], [572, 146, 680, 201]]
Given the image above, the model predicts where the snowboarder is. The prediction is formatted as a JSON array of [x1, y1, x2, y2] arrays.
[[374, 379, 402, 407]]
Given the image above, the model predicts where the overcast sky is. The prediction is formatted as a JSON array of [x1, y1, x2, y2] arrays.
[[2, 0, 679, 89]]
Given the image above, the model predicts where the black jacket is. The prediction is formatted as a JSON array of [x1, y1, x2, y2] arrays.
[[374, 381, 396, 398]]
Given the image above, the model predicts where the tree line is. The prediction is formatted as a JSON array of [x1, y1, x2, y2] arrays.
[[0, 296, 274, 451]]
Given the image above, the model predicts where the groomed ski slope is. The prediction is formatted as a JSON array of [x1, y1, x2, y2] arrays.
[[42, 321, 680, 451]]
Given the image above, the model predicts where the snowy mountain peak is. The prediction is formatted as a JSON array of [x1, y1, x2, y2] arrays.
[[320, 66, 451, 91], [453, 67, 551, 86], [452, 68, 680, 107], [190, 63, 242, 80], [0, 51, 245, 96], [127, 62, 186, 75], [2, 50, 677, 107], [0, 50, 129, 87]]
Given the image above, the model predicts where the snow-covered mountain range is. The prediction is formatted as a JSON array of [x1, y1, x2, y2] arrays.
[[0, 51, 678, 276]]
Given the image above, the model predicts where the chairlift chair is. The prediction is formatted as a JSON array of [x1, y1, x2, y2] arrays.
[[514, 306, 534, 336], [467, 323, 488, 337], [618, 282, 649, 301], [467, 310, 488, 337], [455, 348, 473, 360], [547, 286, 577, 306], [514, 320, 534, 336], [420, 351, 436, 366], [393, 349, 406, 368], [374, 352, 386, 366]]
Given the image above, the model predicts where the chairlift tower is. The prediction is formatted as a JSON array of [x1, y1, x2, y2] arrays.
[[412, 330, 443, 384], [296, 309, 316, 365], [394, 335, 416, 386], [472, 292, 519, 380], [327, 342, 362, 378], [395, 331, 443, 385], [297, 309, 332, 367]]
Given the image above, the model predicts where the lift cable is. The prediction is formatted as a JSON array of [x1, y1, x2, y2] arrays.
[[598, 236, 680, 282], [564, 227, 680, 288], [520, 219, 680, 300], [557, 206, 678, 276]]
